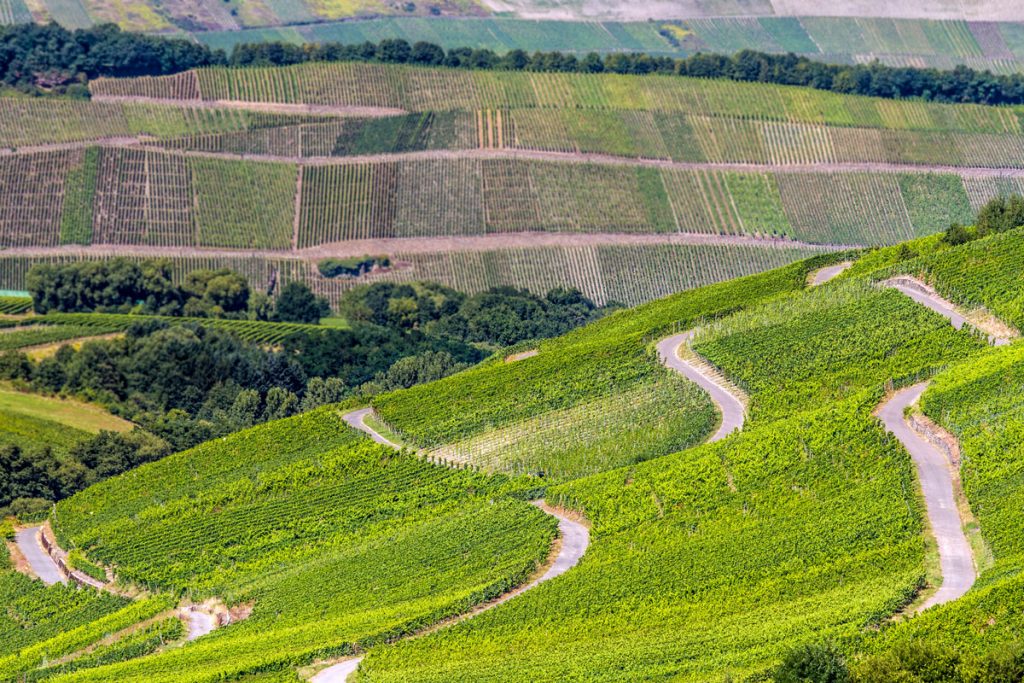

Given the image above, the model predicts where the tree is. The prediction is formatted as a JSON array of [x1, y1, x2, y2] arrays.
[[263, 387, 298, 421], [775, 642, 850, 683], [943, 222, 974, 246], [411, 41, 444, 65], [274, 282, 331, 323], [301, 376, 348, 411]]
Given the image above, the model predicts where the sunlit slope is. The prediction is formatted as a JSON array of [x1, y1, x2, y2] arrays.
[[47, 407, 555, 681], [357, 254, 986, 680], [371, 256, 839, 478]]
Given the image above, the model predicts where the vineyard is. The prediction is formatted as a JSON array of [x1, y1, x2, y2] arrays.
[[92, 64, 1024, 136], [1, 230, 1021, 679], [372, 257, 822, 455], [862, 340, 1024, 660], [40, 407, 557, 680], [0, 144, 1002, 252]]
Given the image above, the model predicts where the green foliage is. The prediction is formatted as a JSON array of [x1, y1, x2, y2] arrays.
[[898, 227, 1024, 329], [273, 281, 331, 323], [372, 260, 816, 452], [29, 616, 186, 680], [331, 112, 448, 155], [59, 147, 98, 246], [317, 255, 390, 278], [0, 296, 31, 314], [66, 549, 106, 583], [898, 173, 973, 239], [693, 280, 984, 421], [360, 396, 927, 681], [775, 642, 850, 683], [0, 571, 132, 660], [46, 407, 556, 681], [975, 194, 1024, 236]]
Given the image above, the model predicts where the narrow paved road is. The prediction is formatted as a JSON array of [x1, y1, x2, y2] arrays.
[[322, 409, 590, 683], [885, 276, 1015, 346], [809, 261, 853, 286], [655, 332, 745, 443], [15, 527, 66, 585], [341, 408, 401, 449], [877, 383, 975, 611]]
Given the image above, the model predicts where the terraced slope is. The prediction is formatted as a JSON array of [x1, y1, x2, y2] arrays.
[[371, 256, 828, 478], [356, 232, 1001, 682], [37, 407, 558, 681]]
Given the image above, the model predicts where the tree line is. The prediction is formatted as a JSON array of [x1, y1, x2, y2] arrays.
[[6, 22, 1024, 106], [27, 258, 330, 323], [2, 266, 611, 514]]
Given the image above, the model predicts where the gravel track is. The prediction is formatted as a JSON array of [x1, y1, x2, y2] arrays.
[[9, 138, 1024, 179], [0, 232, 853, 262]]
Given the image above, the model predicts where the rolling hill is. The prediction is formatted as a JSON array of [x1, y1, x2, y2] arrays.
[[1, 224, 1022, 680]]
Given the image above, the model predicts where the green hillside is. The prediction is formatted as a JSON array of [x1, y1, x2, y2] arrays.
[[24, 407, 554, 681], [1, 224, 1022, 680]]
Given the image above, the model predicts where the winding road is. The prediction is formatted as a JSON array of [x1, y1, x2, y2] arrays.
[[14, 527, 66, 585], [655, 331, 745, 443], [875, 274, 1022, 610], [884, 276, 1015, 346], [877, 383, 976, 611], [324, 409, 590, 682]]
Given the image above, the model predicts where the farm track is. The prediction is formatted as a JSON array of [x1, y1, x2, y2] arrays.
[[0, 232, 854, 261], [808, 260, 853, 286], [655, 331, 746, 442], [884, 276, 1018, 345], [326, 409, 589, 682], [874, 273, 1021, 610], [13, 138, 1024, 179], [89, 96, 407, 117]]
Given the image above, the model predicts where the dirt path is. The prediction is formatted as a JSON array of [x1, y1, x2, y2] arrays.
[[876, 383, 976, 611], [90, 95, 406, 118], [186, 609, 218, 641], [884, 276, 1018, 345], [323, 409, 590, 683], [14, 527, 66, 586], [808, 260, 853, 286], [11, 137, 1024, 179], [655, 331, 746, 443], [0, 232, 852, 263], [123, 145, 1024, 178]]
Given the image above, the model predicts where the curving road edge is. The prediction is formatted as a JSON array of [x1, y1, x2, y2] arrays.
[[884, 276, 1016, 346], [322, 409, 590, 683], [876, 383, 976, 611], [655, 331, 745, 443]]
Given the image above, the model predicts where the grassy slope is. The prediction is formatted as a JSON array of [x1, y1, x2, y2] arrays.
[[0, 384, 132, 435], [356, 240, 987, 681], [43, 406, 556, 681], [371, 255, 840, 479]]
